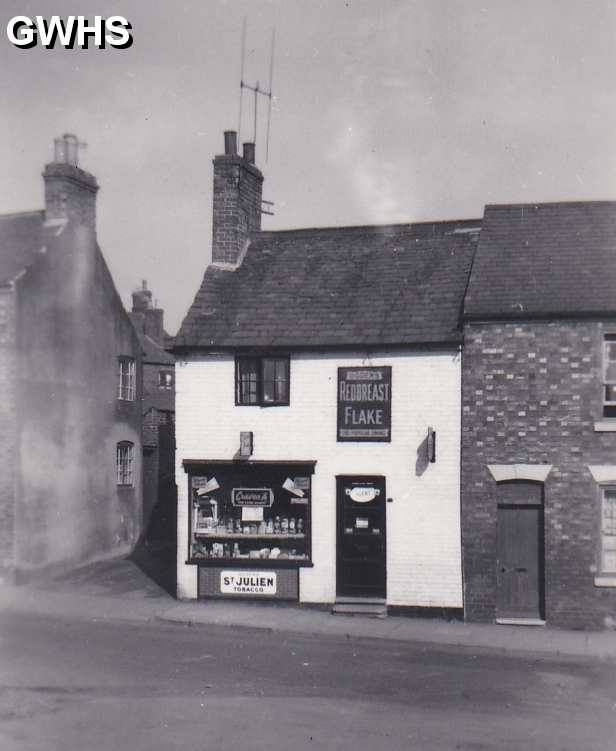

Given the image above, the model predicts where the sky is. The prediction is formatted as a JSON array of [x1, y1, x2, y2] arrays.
[[1, 0, 616, 333]]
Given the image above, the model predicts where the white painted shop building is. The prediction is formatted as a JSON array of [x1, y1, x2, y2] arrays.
[[173, 132, 479, 616]]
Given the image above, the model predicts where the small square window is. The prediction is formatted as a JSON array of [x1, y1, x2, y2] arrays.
[[236, 356, 289, 406], [116, 442, 134, 486], [158, 370, 174, 390], [117, 357, 136, 401]]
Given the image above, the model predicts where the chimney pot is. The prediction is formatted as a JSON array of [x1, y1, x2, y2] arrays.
[[243, 142, 255, 164], [224, 131, 238, 155]]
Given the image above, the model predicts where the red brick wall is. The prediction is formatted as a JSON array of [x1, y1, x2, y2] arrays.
[[0, 288, 16, 580], [461, 320, 616, 629], [211, 155, 263, 266]]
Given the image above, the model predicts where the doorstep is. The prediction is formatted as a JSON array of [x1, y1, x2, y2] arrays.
[[496, 617, 546, 627], [332, 597, 387, 618]]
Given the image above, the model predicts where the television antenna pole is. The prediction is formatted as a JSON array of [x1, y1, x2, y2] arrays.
[[238, 20, 276, 163]]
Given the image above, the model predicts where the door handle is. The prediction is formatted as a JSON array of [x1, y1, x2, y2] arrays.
[[514, 567, 527, 573], [500, 567, 506, 573]]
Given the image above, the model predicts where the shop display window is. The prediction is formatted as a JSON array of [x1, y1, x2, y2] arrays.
[[186, 462, 313, 567]]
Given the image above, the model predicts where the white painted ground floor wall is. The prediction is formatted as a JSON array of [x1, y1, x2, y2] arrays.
[[176, 349, 462, 608]]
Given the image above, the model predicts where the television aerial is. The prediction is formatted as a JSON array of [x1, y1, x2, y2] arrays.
[[238, 19, 276, 163]]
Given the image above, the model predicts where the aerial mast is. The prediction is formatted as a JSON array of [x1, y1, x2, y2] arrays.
[[237, 20, 276, 163]]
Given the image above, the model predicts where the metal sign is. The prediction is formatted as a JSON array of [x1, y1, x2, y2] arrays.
[[240, 431, 253, 458], [220, 571, 277, 595], [337, 366, 392, 442], [231, 488, 274, 507], [347, 486, 380, 503]]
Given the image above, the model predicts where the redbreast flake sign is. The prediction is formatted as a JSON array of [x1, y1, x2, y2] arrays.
[[337, 366, 392, 442]]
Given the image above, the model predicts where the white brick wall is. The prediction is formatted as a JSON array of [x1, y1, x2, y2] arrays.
[[176, 349, 462, 607]]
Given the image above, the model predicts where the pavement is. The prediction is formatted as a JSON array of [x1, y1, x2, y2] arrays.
[[1, 553, 616, 661]]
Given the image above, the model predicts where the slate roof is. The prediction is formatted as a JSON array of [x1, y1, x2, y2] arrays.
[[174, 220, 480, 349], [465, 201, 616, 320], [134, 329, 175, 366], [0, 210, 45, 284]]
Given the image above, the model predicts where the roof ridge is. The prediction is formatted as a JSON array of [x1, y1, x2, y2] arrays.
[[485, 200, 616, 210], [0, 209, 45, 221], [254, 217, 482, 239]]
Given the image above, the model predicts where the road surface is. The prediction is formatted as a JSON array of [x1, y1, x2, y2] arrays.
[[1, 610, 615, 750]]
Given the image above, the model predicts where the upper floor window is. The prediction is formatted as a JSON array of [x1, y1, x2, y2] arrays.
[[236, 356, 289, 406], [159, 370, 174, 390], [116, 441, 134, 486], [117, 357, 136, 401], [601, 487, 616, 573], [603, 335, 616, 417]]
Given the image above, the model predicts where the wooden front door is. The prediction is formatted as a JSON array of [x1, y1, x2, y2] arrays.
[[496, 481, 545, 620], [337, 476, 386, 598]]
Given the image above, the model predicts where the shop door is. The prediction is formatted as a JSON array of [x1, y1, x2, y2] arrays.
[[496, 481, 545, 621], [337, 476, 386, 598]]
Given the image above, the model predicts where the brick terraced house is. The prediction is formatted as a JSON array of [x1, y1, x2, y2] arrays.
[[129, 280, 176, 543], [461, 202, 616, 629], [173, 132, 479, 615], [0, 134, 143, 582]]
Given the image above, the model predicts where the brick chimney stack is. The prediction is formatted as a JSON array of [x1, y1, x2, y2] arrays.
[[43, 134, 98, 228], [130, 280, 164, 346], [211, 130, 263, 266]]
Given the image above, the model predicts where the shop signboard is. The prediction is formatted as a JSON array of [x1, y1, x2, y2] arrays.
[[220, 571, 277, 595], [232, 488, 274, 507], [337, 366, 392, 442]]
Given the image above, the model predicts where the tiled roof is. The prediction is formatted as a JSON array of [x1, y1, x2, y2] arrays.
[[142, 388, 174, 414], [174, 220, 480, 349], [465, 201, 616, 320], [0, 211, 45, 284], [135, 329, 175, 365]]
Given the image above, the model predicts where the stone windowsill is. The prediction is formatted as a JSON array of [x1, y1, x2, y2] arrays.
[[594, 420, 616, 432], [594, 575, 616, 587]]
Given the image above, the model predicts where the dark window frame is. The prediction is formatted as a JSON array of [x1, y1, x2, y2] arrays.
[[599, 484, 616, 575], [158, 370, 174, 390], [116, 441, 135, 486], [235, 355, 290, 407], [603, 334, 616, 418], [117, 356, 136, 401]]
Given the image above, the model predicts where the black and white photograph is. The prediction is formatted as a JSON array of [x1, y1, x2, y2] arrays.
[[1, 1, 616, 749]]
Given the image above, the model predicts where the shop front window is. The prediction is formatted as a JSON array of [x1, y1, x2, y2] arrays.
[[186, 463, 313, 566]]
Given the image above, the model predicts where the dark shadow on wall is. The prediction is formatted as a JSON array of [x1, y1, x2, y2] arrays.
[[416, 434, 429, 477], [131, 532, 176, 598], [131, 479, 177, 597]]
